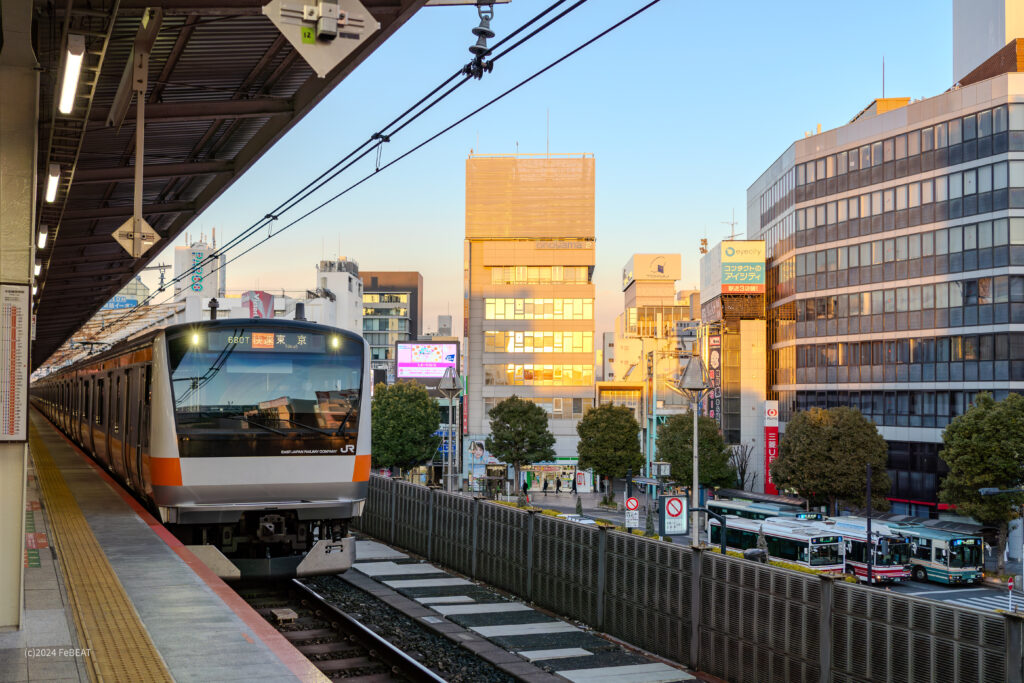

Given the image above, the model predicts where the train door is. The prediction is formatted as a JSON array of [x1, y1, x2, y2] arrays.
[[110, 372, 125, 476], [122, 369, 139, 485], [136, 364, 151, 498], [95, 375, 109, 466], [84, 379, 94, 453]]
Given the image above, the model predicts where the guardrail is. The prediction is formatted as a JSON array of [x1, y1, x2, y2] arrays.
[[354, 475, 1022, 683]]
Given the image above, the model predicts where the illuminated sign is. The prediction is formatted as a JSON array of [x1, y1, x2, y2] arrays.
[[205, 330, 326, 353], [812, 536, 841, 545], [721, 241, 765, 294], [396, 342, 458, 379]]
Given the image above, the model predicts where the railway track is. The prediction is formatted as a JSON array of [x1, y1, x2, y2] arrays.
[[235, 579, 446, 682]]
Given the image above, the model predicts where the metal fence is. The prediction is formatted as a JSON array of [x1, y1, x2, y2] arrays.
[[354, 476, 1024, 683]]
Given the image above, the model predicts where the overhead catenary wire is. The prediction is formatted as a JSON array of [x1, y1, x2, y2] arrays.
[[130, 0, 667, 316], [97, 0, 589, 332]]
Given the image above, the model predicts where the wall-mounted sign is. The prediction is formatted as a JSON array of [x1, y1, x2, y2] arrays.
[[396, 342, 458, 379], [764, 400, 780, 495]]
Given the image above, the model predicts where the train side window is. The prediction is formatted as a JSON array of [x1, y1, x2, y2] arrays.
[[96, 379, 105, 425], [114, 375, 122, 433]]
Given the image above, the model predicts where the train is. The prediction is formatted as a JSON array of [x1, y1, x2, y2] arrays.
[[31, 318, 370, 578]]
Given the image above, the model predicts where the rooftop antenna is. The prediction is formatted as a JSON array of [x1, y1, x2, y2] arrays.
[[882, 55, 885, 99], [722, 209, 739, 240]]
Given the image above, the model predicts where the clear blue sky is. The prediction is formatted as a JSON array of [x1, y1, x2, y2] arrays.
[[142, 0, 954, 335]]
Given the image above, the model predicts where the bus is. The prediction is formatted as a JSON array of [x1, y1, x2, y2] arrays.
[[823, 517, 912, 584], [708, 516, 845, 574], [891, 524, 984, 584], [708, 498, 824, 522]]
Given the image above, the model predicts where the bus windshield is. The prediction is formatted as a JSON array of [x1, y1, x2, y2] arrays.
[[948, 542, 982, 568], [876, 541, 910, 566], [167, 327, 362, 440], [810, 542, 842, 567]]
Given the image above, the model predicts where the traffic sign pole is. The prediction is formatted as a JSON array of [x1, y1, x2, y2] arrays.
[[1010, 576, 1015, 612]]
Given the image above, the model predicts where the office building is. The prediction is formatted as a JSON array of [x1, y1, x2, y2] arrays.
[[360, 271, 423, 384], [464, 153, 596, 470], [748, 0, 1024, 515], [596, 254, 698, 471]]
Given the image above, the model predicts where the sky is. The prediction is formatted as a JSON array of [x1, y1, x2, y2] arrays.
[[140, 0, 955, 336]]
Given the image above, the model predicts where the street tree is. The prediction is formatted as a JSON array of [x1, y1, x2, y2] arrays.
[[371, 381, 440, 473], [770, 407, 889, 513], [485, 396, 556, 495], [940, 392, 1024, 574], [657, 413, 735, 489], [576, 404, 643, 499], [730, 442, 757, 491]]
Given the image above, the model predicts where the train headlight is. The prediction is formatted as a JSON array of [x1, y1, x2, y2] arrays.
[[191, 333, 200, 345], [331, 336, 340, 349]]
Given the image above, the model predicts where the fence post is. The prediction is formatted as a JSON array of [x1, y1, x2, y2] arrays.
[[689, 547, 702, 671], [389, 478, 397, 544], [426, 488, 435, 562], [471, 497, 480, 579], [818, 576, 834, 683], [1007, 613, 1024, 683], [596, 525, 607, 631], [526, 510, 536, 602]]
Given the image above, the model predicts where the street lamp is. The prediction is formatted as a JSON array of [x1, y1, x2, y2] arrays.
[[437, 367, 462, 493], [979, 486, 1024, 569], [673, 351, 710, 546]]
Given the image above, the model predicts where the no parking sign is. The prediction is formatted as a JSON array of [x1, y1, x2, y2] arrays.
[[660, 496, 688, 536]]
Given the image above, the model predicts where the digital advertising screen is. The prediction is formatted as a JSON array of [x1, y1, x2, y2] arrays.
[[396, 342, 458, 379]]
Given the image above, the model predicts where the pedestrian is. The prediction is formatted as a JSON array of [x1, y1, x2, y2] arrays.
[[543, 479, 549, 496], [556, 478, 562, 495], [521, 477, 528, 499], [570, 476, 577, 495]]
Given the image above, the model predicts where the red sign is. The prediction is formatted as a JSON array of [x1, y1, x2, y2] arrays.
[[666, 497, 684, 517], [625, 497, 639, 511], [764, 400, 780, 495], [576, 472, 585, 487], [252, 332, 274, 349], [1011, 577, 1016, 591]]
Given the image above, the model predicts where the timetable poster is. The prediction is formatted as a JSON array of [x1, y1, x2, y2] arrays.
[[1, 284, 30, 441]]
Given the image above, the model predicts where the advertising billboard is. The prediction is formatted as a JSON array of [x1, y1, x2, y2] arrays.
[[621, 253, 681, 290], [241, 290, 274, 318], [763, 400, 780, 495], [720, 240, 765, 294], [396, 342, 458, 379]]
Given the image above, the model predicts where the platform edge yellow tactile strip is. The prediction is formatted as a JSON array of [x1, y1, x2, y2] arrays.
[[30, 424, 174, 683]]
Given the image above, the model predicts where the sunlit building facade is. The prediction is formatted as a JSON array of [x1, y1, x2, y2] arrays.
[[749, 59, 1024, 515], [464, 153, 596, 465], [361, 271, 422, 384]]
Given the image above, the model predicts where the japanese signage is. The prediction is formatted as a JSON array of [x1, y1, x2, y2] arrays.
[[660, 496, 689, 535], [396, 342, 457, 379], [763, 400, 780, 495], [205, 330, 326, 353], [1, 284, 30, 441], [100, 295, 139, 310], [721, 240, 765, 294], [241, 290, 274, 318], [705, 335, 723, 428]]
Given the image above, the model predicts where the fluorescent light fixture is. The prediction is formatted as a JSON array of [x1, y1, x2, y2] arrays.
[[59, 34, 86, 115], [45, 164, 60, 202], [32, 285, 38, 296], [37, 225, 48, 249], [34, 259, 42, 276]]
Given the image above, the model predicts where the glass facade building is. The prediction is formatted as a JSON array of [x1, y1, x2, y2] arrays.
[[465, 153, 596, 463], [749, 77, 1024, 516]]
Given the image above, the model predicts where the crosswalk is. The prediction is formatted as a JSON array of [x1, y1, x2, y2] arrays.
[[892, 584, 1018, 612]]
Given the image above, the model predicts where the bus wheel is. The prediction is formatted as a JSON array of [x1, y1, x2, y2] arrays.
[[912, 566, 928, 582]]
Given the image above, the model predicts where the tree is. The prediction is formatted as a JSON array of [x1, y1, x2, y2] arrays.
[[730, 442, 757, 491], [940, 392, 1024, 575], [770, 407, 889, 513], [576, 404, 643, 493], [656, 413, 735, 489], [485, 396, 556, 494], [371, 381, 440, 473]]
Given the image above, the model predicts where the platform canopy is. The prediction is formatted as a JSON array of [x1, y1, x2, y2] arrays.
[[30, 0, 428, 369]]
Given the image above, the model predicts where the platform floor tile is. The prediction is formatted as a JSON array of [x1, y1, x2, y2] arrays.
[[382, 577, 473, 588], [355, 541, 408, 561], [469, 622, 580, 637], [354, 561, 441, 576], [519, 648, 593, 661], [415, 595, 475, 605], [557, 663, 694, 682], [432, 602, 532, 616]]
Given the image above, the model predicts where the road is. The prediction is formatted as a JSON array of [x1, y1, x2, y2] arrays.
[[890, 579, 1020, 612]]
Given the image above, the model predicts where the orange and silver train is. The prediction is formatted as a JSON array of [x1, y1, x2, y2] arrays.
[[32, 319, 370, 577]]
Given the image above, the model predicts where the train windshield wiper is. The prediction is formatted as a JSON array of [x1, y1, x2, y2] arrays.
[[275, 418, 333, 436]]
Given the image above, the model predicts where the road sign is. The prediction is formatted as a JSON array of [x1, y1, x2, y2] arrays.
[[112, 217, 158, 258], [625, 510, 639, 529], [661, 496, 688, 536], [625, 497, 639, 511]]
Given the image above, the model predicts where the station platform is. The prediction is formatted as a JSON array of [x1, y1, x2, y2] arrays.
[[0, 410, 325, 682]]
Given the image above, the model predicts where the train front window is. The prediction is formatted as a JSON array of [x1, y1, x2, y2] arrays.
[[167, 328, 362, 438], [948, 542, 982, 568]]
